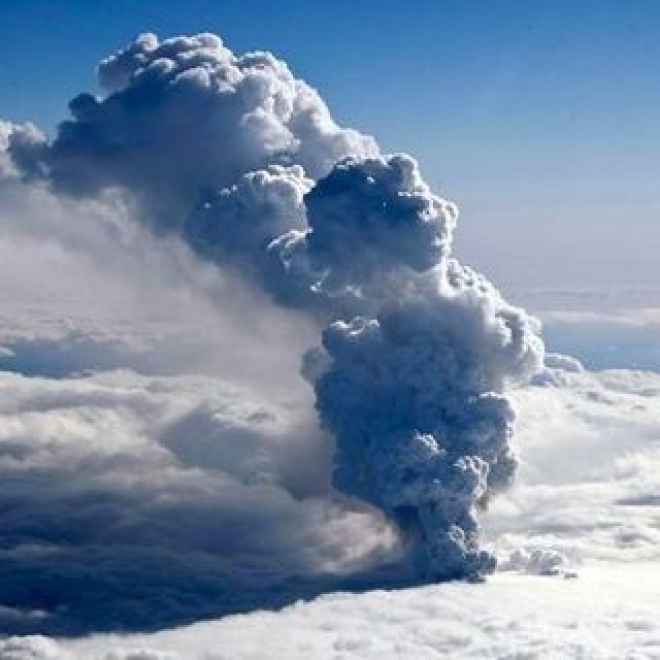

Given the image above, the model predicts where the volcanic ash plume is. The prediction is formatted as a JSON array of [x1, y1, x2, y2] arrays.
[[294, 157, 544, 578], [7, 33, 544, 582]]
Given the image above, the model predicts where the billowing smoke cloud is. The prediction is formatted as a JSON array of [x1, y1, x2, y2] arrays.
[[313, 286, 540, 579], [268, 154, 543, 578], [268, 154, 457, 313], [9, 33, 376, 230], [2, 30, 544, 628], [189, 151, 542, 580]]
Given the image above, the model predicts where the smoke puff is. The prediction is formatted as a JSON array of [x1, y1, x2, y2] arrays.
[[269, 154, 458, 313], [186, 164, 311, 280], [305, 155, 455, 277], [501, 547, 570, 576], [266, 153, 541, 579], [187, 153, 459, 316], [9, 33, 377, 230], [1, 122, 44, 180]]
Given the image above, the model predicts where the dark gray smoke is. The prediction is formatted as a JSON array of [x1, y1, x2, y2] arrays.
[[312, 281, 541, 579], [286, 156, 543, 578], [6, 32, 544, 589], [191, 152, 543, 579]]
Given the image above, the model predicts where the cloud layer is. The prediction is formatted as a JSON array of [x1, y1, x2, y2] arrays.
[[3, 362, 659, 657], [0, 368, 402, 634]]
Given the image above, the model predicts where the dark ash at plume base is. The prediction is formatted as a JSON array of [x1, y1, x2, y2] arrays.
[[4, 29, 544, 614]]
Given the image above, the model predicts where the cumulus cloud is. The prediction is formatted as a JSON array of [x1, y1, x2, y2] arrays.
[[0, 123, 398, 634], [1, 122, 44, 180], [0, 152, 321, 397]]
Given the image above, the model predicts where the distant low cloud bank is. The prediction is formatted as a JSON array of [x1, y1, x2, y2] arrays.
[[0, 32, 544, 632]]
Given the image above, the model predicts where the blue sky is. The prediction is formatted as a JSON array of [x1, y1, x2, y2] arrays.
[[1, 0, 659, 292]]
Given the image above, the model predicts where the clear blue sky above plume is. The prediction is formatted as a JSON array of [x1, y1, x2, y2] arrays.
[[1, 0, 658, 291]]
